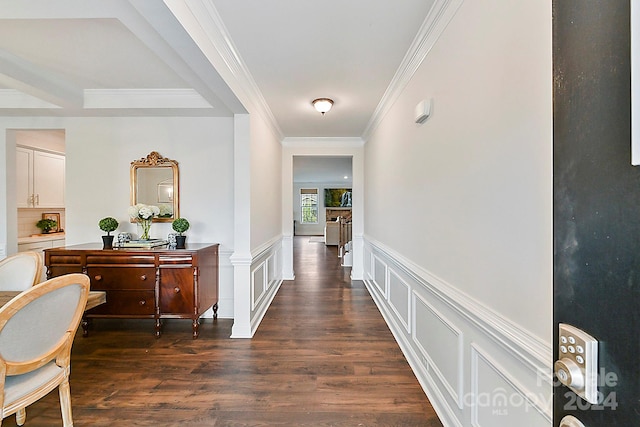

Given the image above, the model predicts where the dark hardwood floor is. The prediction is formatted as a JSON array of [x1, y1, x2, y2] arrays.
[[5, 237, 443, 426]]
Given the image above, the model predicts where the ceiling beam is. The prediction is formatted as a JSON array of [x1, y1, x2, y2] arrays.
[[123, 0, 242, 116], [0, 49, 84, 108]]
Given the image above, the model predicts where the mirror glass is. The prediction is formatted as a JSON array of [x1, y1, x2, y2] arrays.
[[130, 152, 179, 222]]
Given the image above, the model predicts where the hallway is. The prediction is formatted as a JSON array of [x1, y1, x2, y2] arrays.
[[3, 237, 442, 426]]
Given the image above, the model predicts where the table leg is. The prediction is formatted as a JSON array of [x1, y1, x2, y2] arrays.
[[81, 317, 90, 337], [192, 318, 200, 339]]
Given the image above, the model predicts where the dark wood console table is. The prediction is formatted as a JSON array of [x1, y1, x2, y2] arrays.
[[44, 243, 219, 339]]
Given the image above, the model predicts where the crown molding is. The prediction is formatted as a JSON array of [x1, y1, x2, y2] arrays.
[[361, 0, 464, 141], [167, 0, 284, 141], [282, 137, 364, 148]]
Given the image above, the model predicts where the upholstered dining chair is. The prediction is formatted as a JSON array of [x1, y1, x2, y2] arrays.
[[0, 273, 89, 426], [0, 252, 43, 291]]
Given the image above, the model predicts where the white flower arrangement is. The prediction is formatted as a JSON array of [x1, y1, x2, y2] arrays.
[[128, 204, 159, 240], [128, 203, 160, 220]]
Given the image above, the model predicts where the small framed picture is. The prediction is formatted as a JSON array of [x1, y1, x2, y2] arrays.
[[42, 213, 61, 232]]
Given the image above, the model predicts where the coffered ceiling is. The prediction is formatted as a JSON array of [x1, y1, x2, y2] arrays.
[[0, 0, 443, 139]]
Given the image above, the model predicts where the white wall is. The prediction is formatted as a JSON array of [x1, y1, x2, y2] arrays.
[[363, 1, 552, 426], [249, 113, 282, 250], [0, 116, 236, 319]]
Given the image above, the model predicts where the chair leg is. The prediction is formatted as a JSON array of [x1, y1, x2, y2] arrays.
[[58, 379, 74, 427], [15, 408, 25, 426]]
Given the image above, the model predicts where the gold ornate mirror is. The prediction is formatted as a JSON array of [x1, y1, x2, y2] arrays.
[[130, 152, 179, 222]]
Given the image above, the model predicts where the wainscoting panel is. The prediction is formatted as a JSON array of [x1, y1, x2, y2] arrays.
[[471, 344, 550, 427], [372, 255, 387, 297], [388, 268, 410, 333], [267, 249, 280, 290], [249, 237, 284, 334], [363, 237, 552, 427], [251, 263, 266, 311], [413, 292, 464, 408]]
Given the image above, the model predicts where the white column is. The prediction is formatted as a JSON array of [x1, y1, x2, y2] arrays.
[[230, 114, 253, 338]]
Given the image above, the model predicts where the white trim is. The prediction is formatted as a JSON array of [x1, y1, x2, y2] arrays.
[[364, 277, 463, 427], [362, 0, 464, 141], [251, 262, 267, 311], [282, 137, 365, 148], [413, 291, 465, 409], [172, 0, 284, 141], [470, 343, 552, 425], [365, 236, 551, 371], [363, 235, 553, 426], [388, 267, 411, 333], [251, 234, 283, 260]]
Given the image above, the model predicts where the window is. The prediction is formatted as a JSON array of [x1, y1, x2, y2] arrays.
[[300, 188, 318, 223]]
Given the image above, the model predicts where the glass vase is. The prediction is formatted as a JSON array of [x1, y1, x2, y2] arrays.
[[139, 218, 152, 240]]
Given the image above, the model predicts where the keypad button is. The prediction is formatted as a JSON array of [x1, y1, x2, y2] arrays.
[[560, 346, 567, 353], [576, 355, 584, 364], [561, 336, 568, 344], [576, 345, 584, 354], [568, 346, 575, 353], [568, 336, 576, 344]]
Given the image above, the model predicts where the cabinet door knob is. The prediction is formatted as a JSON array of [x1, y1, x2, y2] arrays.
[[174, 287, 181, 294], [94, 275, 102, 281], [139, 300, 146, 305], [140, 275, 147, 281]]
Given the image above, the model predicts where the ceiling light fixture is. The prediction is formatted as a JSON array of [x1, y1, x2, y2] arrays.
[[312, 98, 333, 115]]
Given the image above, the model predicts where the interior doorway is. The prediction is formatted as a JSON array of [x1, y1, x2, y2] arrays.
[[282, 144, 364, 281], [292, 155, 353, 267]]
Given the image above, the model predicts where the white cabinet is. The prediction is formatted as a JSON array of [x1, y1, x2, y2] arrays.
[[18, 239, 66, 254], [18, 238, 65, 283], [16, 147, 65, 208]]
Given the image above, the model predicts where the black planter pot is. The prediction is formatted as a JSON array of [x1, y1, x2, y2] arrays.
[[102, 235, 114, 249], [175, 235, 187, 249]]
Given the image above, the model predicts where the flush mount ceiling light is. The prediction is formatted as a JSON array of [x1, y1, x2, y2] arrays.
[[312, 98, 333, 115]]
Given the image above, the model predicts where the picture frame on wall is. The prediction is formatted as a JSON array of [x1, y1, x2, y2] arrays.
[[324, 188, 352, 207], [42, 213, 61, 232]]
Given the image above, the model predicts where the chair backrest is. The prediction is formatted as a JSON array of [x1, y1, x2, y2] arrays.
[[0, 252, 43, 291], [0, 274, 89, 375]]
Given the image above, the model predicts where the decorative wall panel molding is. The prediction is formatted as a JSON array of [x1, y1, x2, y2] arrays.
[[470, 344, 551, 426], [413, 292, 464, 408], [372, 254, 387, 297], [249, 238, 283, 334], [362, 236, 552, 426], [388, 268, 411, 333]]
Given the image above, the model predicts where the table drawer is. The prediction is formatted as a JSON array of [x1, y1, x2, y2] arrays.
[[48, 265, 83, 278], [87, 267, 155, 290], [87, 290, 155, 316], [87, 254, 154, 265]]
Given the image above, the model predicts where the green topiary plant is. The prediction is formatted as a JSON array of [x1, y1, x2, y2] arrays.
[[98, 217, 119, 236], [36, 218, 57, 234], [172, 218, 190, 235]]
